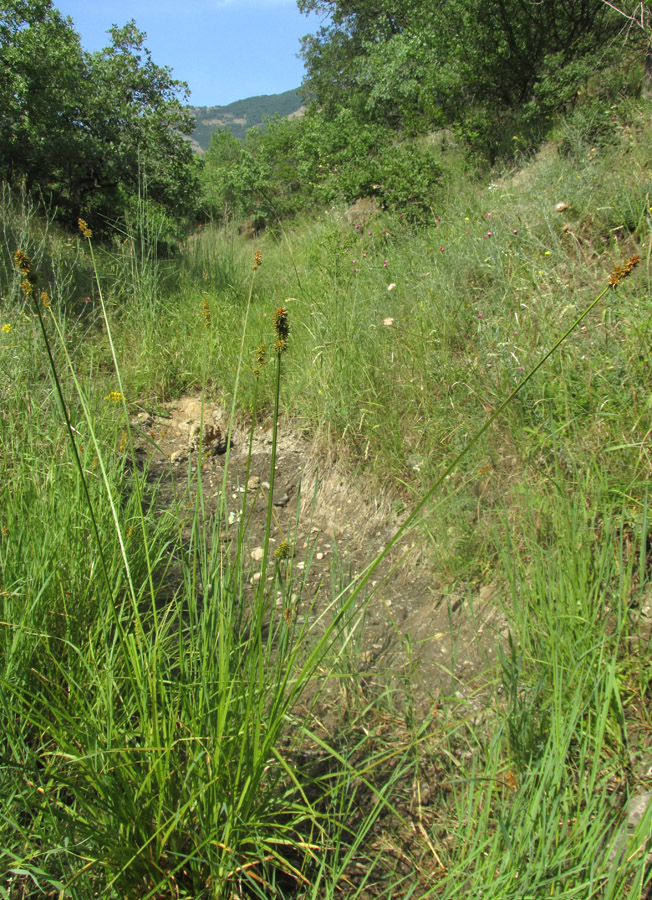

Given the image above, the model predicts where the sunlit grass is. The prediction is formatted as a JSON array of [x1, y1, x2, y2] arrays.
[[1, 98, 652, 897]]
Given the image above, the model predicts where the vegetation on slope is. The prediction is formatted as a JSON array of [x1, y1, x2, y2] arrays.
[[1, 1, 652, 896], [189, 88, 305, 150]]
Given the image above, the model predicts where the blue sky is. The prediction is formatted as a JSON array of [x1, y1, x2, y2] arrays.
[[54, 0, 325, 107]]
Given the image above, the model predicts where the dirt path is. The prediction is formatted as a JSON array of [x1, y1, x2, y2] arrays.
[[132, 395, 508, 715]]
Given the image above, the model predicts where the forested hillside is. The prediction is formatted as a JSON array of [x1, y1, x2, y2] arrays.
[[188, 88, 304, 150]]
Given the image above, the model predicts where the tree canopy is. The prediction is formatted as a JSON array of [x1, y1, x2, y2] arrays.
[[298, 0, 636, 158], [0, 1, 197, 231]]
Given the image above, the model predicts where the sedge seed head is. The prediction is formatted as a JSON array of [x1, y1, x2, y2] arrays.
[[273, 306, 290, 355], [14, 250, 31, 274], [41, 291, 50, 308], [609, 254, 639, 287], [78, 218, 92, 239], [252, 250, 262, 271], [275, 540, 290, 561], [274, 306, 289, 347], [14, 250, 37, 295], [253, 341, 267, 376]]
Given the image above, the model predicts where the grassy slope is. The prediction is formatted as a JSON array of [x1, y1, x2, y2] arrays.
[[1, 100, 652, 897]]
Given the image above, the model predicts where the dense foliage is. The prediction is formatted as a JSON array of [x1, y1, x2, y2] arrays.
[[199, 0, 646, 224], [298, 0, 638, 156], [0, 0, 197, 232]]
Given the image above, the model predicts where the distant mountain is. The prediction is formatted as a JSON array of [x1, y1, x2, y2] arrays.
[[187, 88, 305, 152]]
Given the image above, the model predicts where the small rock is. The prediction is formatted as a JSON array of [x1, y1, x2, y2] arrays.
[[132, 412, 153, 428], [250, 547, 264, 562], [273, 492, 290, 508], [189, 422, 227, 454], [316, 552, 324, 561], [170, 449, 187, 464], [247, 475, 261, 490], [251, 572, 262, 585]]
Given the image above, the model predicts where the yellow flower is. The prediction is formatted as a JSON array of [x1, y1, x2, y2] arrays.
[[104, 391, 123, 403], [1, 323, 11, 333]]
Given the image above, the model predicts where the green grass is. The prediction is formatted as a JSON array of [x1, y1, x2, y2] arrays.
[[1, 97, 652, 897]]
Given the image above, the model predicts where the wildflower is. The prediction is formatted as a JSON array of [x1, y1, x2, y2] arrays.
[[383, 260, 388, 267], [383, 317, 394, 327], [104, 391, 123, 403], [513, 229, 518, 234], [1, 323, 11, 333], [544, 250, 551, 256], [78, 218, 92, 239], [252, 250, 262, 271], [275, 540, 290, 561], [477, 313, 484, 319], [387, 283, 397, 291], [41, 292, 50, 308], [440, 246, 445, 251], [487, 232, 492, 237], [273, 306, 289, 355], [609, 255, 639, 287], [362, 253, 367, 258]]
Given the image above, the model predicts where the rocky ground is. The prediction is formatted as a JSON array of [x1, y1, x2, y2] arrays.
[[131, 394, 508, 716]]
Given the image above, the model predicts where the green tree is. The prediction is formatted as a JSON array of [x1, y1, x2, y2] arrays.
[[298, 0, 628, 160], [0, 2, 197, 230]]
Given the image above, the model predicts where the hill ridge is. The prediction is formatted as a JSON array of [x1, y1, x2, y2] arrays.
[[187, 87, 304, 152]]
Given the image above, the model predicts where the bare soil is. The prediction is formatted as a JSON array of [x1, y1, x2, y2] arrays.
[[132, 395, 508, 716]]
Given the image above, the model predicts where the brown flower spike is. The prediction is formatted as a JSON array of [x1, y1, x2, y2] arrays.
[[609, 255, 639, 287], [253, 342, 267, 376], [273, 306, 289, 355], [14, 250, 37, 296], [78, 218, 92, 239]]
